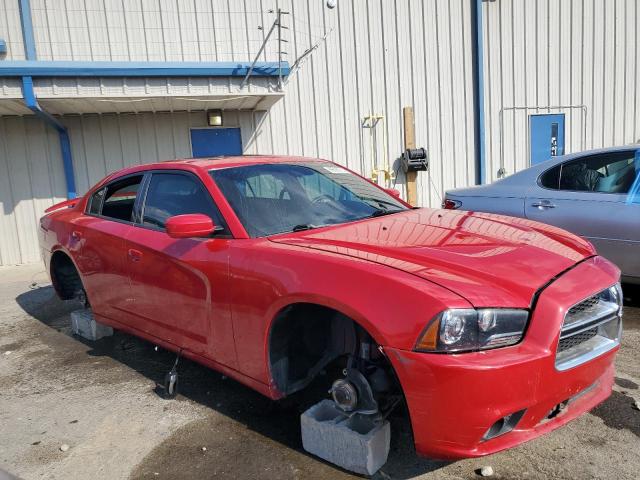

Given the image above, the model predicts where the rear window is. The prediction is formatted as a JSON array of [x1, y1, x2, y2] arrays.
[[539, 165, 561, 189], [91, 175, 143, 222]]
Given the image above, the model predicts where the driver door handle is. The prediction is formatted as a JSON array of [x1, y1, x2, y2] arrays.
[[128, 249, 143, 262], [531, 200, 557, 209]]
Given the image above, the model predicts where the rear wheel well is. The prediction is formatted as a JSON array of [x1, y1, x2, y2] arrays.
[[50, 251, 84, 301]]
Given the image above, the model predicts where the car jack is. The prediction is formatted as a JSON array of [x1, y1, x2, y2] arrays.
[[160, 352, 180, 399]]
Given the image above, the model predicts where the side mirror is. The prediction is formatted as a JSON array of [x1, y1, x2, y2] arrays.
[[166, 214, 215, 238], [384, 188, 401, 198]]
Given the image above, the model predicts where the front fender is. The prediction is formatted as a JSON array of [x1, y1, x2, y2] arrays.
[[228, 240, 470, 390]]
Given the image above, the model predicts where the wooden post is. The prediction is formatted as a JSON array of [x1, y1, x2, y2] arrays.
[[403, 106, 418, 206]]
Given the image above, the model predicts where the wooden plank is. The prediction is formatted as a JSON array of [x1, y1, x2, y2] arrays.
[[403, 106, 418, 206]]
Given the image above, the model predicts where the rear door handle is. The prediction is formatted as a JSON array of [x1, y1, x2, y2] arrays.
[[128, 249, 143, 262], [531, 200, 556, 209]]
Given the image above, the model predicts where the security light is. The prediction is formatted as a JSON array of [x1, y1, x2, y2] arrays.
[[207, 110, 223, 127]]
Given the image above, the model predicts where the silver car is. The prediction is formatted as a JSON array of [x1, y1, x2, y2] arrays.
[[444, 145, 640, 284]]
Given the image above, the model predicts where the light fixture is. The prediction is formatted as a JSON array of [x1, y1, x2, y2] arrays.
[[207, 109, 223, 127]]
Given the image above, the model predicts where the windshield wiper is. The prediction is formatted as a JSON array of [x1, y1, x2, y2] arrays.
[[367, 208, 403, 218], [291, 224, 318, 232]]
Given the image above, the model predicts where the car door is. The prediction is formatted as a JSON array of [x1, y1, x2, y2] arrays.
[[125, 170, 236, 364], [525, 149, 640, 280], [77, 174, 144, 322]]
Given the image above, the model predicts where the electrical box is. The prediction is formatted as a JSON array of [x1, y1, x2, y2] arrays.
[[401, 147, 428, 173]]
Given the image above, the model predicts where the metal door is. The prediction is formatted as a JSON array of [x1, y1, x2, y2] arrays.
[[191, 128, 242, 157], [529, 114, 565, 166]]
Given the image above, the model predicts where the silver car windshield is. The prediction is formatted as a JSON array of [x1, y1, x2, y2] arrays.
[[210, 162, 407, 237]]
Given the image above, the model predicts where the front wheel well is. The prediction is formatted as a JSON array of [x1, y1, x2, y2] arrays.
[[50, 250, 84, 301], [267, 303, 400, 401]]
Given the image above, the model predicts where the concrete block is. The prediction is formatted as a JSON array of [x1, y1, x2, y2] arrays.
[[70, 309, 113, 341], [301, 400, 390, 475]]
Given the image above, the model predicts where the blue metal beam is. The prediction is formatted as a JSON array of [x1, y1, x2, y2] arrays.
[[0, 60, 290, 77], [18, 0, 77, 199], [18, 0, 36, 60], [22, 77, 77, 198], [471, 0, 487, 185]]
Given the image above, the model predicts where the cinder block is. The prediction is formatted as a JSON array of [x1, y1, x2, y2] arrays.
[[301, 400, 390, 475], [70, 309, 113, 341]]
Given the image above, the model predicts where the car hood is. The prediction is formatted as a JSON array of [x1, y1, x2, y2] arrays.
[[269, 208, 595, 308]]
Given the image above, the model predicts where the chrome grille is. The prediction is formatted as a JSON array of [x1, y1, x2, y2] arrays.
[[557, 327, 598, 353], [567, 295, 599, 317], [555, 285, 622, 371]]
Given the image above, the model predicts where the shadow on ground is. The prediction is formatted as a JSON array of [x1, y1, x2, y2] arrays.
[[15, 286, 448, 479]]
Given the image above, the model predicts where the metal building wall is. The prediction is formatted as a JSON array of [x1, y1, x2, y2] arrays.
[[0, 0, 24, 60], [483, 0, 640, 182], [0, 0, 477, 265], [0, 110, 264, 265], [20, 0, 476, 200]]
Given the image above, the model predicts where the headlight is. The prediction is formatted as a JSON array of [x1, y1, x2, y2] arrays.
[[415, 309, 529, 353]]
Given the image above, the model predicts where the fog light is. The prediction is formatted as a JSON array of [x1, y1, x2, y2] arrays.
[[482, 409, 526, 441]]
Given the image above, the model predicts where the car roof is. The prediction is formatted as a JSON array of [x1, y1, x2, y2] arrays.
[[97, 155, 332, 187], [495, 143, 640, 185], [158, 155, 329, 171]]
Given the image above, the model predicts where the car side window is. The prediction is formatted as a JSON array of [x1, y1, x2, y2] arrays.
[[552, 151, 639, 194], [142, 172, 229, 235], [539, 165, 561, 189], [96, 175, 143, 222], [88, 188, 105, 215]]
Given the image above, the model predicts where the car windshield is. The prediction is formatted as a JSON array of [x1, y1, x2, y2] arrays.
[[210, 162, 408, 237]]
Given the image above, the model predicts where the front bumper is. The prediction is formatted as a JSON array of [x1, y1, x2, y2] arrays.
[[387, 256, 621, 459]]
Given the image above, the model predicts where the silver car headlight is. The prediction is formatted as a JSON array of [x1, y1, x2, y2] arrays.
[[415, 309, 529, 353]]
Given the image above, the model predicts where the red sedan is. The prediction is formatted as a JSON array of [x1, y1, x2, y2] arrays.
[[39, 156, 623, 460]]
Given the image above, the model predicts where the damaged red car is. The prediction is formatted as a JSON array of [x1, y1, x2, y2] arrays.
[[39, 156, 623, 460]]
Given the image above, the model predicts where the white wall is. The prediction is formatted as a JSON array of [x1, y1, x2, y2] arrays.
[[3, 0, 477, 200], [0, 0, 478, 265], [0, 110, 266, 265], [483, 0, 640, 181], [0, 0, 25, 60]]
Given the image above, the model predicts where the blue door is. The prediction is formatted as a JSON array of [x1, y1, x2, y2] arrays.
[[190, 128, 242, 157], [529, 114, 565, 166]]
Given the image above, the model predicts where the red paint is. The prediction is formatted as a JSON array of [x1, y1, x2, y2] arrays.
[[44, 198, 79, 213], [39, 156, 620, 459], [166, 213, 216, 238]]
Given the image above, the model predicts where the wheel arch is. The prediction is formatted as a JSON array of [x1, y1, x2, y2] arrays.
[[264, 295, 393, 398], [49, 247, 84, 301]]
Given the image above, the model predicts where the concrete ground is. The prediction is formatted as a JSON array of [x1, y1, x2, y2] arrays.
[[0, 264, 639, 480]]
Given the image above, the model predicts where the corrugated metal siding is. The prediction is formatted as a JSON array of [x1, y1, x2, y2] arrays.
[[17, 0, 476, 196], [0, 0, 25, 60], [0, 1, 476, 264], [0, 111, 266, 264], [483, 0, 640, 182]]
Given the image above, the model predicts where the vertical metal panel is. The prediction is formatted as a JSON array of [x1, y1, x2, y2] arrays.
[[0, 0, 25, 60], [484, 0, 640, 182], [2, 1, 477, 264], [25, 0, 477, 203]]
